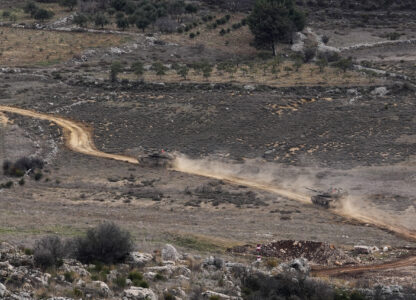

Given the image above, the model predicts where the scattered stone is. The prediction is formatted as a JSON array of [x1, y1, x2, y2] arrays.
[[371, 87, 389, 96], [90, 281, 112, 297], [126, 252, 153, 267], [0, 282, 9, 297], [123, 286, 158, 300], [354, 245, 379, 254], [201, 290, 240, 299]]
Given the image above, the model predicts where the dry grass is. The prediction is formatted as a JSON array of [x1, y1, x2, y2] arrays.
[[115, 61, 381, 87], [0, 27, 127, 66]]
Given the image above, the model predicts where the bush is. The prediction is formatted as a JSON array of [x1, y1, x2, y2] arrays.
[[189, 32, 196, 38], [34, 235, 66, 270], [33, 8, 54, 21], [303, 46, 316, 62], [3, 157, 44, 177], [322, 35, 330, 44], [73, 222, 133, 264]]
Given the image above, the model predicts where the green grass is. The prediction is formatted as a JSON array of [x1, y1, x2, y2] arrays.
[[165, 233, 227, 253]]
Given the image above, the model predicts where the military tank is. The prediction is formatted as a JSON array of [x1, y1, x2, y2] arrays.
[[308, 187, 347, 208], [139, 151, 175, 168]]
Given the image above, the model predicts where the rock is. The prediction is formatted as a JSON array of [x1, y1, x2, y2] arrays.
[[91, 281, 112, 297], [354, 245, 379, 254], [371, 87, 388, 96], [126, 252, 153, 267], [123, 286, 158, 300], [201, 290, 240, 299], [204, 256, 224, 269], [243, 84, 256, 91], [288, 258, 310, 276], [376, 285, 403, 298], [145, 264, 190, 279], [164, 287, 187, 299], [0, 282, 9, 297], [59, 259, 90, 277], [162, 244, 180, 262], [274, 258, 310, 279]]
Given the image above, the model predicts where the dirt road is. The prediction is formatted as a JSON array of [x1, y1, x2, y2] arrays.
[[0, 106, 138, 164], [312, 255, 416, 277]]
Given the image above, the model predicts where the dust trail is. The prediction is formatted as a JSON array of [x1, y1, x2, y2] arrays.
[[172, 154, 416, 242], [1, 105, 415, 242]]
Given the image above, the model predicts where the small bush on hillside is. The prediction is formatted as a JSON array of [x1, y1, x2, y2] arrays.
[[34, 235, 66, 270], [3, 157, 44, 177], [73, 222, 133, 264], [303, 47, 316, 62]]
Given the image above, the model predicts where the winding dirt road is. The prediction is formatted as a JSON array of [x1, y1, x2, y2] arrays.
[[1, 105, 415, 276], [0, 106, 138, 164]]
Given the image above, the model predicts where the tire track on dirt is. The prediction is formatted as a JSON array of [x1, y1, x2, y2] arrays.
[[1, 105, 415, 277], [312, 255, 416, 277]]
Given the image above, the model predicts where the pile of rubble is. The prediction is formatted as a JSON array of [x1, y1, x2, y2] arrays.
[[228, 240, 357, 266]]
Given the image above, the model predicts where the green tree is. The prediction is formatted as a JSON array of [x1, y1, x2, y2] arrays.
[[293, 58, 303, 71], [131, 60, 144, 78], [202, 64, 213, 80], [333, 57, 353, 73], [94, 14, 109, 29], [316, 57, 328, 73], [185, 3, 198, 14], [73, 13, 88, 27], [177, 65, 189, 80], [34, 9, 54, 22], [24, 1, 38, 17], [134, 11, 150, 32], [110, 61, 123, 82], [152, 62, 167, 79], [59, 0, 77, 11], [248, 0, 305, 56], [116, 17, 129, 30]]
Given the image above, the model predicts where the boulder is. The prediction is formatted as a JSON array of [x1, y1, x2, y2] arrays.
[[59, 259, 90, 277], [123, 286, 158, 300], [126, 252, 153, 267], [162, 244, 180, 262], [354, 245, 379, 254], [0, 282, 9, 297], [201, 290, 241, 299], [371, 87, 388, 96], [90, 281, 112, 297]]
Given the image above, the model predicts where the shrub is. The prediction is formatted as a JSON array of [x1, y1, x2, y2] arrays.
[[2, 11, 11, 18], [73, 222, 133, 264], [64, 271, 75, 282], [34, 235, 65, 269], [333, 57, 353, 72], [189, 32, 196, 38], [34, 172, 43, 181], [110, 61, 123, 82], [113, 275, 127, 288], [33, 8, 54, 22], [3, 157, 44, 177], [322, 35, 330, 44], [303, 46, 316, 62]]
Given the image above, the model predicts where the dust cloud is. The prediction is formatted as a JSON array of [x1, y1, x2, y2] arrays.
[[172, 153, 416, 241]]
